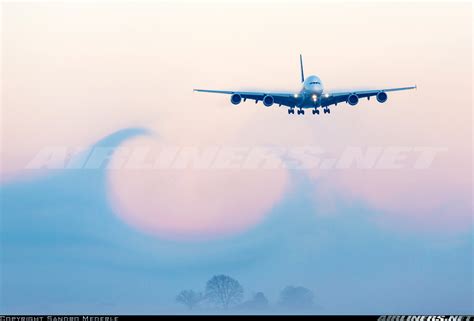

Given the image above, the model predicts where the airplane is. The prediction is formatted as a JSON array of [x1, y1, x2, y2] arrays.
[[194, 55, 416, 115]]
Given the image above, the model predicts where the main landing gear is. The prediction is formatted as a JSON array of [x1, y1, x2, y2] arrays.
[[288, 107, 330, 115], [288, 108, 304, 115], [311, 107, 330, 115]]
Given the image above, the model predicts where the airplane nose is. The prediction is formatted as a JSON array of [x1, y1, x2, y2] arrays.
[[313, 85, 323, 94]]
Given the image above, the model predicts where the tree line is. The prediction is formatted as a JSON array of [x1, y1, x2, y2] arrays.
[[176, 274, 315, 311]]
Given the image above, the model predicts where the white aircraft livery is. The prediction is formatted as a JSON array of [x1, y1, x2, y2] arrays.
[[194, 55, 416, 115]]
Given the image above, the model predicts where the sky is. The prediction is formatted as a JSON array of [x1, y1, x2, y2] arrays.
[[1, 0, 473, 314]]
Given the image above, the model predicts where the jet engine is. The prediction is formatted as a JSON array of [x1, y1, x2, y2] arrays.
[[263, 95, 274, 107], [230, 93, 242, 105], [376, 91, 388, 103], [347, 94, 359, 106]]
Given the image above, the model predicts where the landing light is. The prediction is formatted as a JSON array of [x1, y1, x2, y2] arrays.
[[312, 94, 317, 101], [324, 93, 330, 98], [294, 94, 299, 98]]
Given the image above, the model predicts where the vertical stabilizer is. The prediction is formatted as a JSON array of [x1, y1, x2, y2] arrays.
[[299, 54, 305, 82]]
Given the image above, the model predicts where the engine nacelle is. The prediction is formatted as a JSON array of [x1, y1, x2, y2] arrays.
[[263, 95, 274, 107], [376, 91, 388, 103], [230, 93, 242, 105], [347, 94, 359, 106]]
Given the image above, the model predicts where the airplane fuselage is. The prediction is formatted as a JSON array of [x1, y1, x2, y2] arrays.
[[295, 75, 325, 108]]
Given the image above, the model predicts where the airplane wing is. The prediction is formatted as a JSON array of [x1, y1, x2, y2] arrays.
[[193, 89, 297, 108], [321, 86, 416, 107]]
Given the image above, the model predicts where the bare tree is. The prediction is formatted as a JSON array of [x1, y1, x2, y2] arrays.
[[279, 286, 314, 310], [176, 290, 203, 310], [205, 274, 244, 309]]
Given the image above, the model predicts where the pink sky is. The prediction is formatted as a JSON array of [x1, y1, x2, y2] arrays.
[[2, 2, 472, 239]]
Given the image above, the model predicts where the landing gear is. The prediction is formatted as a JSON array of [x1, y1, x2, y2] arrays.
[[288, 107, 330, 115]]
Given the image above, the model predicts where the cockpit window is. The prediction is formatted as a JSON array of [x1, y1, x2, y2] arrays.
[[309, 81, 320, 85]]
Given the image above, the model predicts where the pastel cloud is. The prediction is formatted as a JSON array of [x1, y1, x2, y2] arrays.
[[313, 167, 472, 234], [107, 137, 289, 240]]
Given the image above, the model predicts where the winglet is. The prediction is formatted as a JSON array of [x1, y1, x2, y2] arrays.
[[299, 54, 305, 83]]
